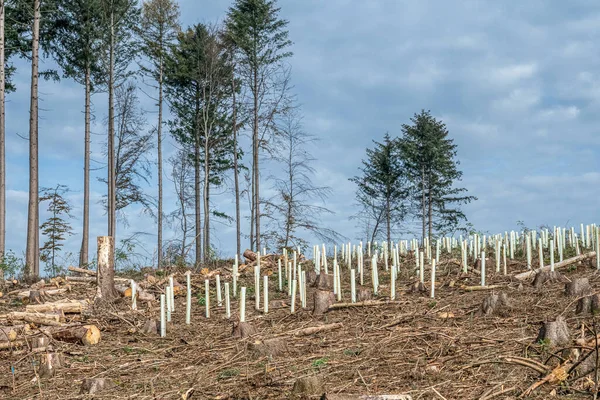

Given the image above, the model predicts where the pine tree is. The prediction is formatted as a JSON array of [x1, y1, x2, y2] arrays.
[[400, 110, 476, 241], [225, 0, 292, 251], [350, 133, 408, 244], [50, 0, 104, 268], [138, 0, 180, 268], [39, 184, 74, 276], [164, 23, 235, 265]]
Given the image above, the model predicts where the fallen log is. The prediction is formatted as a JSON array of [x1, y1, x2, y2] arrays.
[[0, 339, 26, 350], [26, 300, 87, 314], [294, 322, 343, 336], [66, 275, 128, 283], [115, 284, 155, 301], [463, 285, 504, 292], [329, 300, 400, 310], [7, 311, 62, 326], [50, 324, 101, 346], [514, 251, 597, 281], [68, 266, 96, 276], [15, 288, 70, 301], [0, 325, 30, 341]]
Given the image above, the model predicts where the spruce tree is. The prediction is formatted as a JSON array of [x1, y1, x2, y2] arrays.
[[39, 184, 74, 276], [400, 110, 476, 241], [225, 0, 292, 251], [350, 133, 408, 244]]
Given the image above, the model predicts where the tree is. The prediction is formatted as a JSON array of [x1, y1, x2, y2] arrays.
[[39, 184, 74, 276], [139, 0, 179, 268], [225, 0, 292, 252], [400, 110, 476, 241], [264, 111, 341, 252], [99, 81, 153, 224], [164, 23, 235, 265], [50, 0, 104, 268], [167, 146, 195, 264], [100, 0, 140, 241], [350, 133, 408, 245]]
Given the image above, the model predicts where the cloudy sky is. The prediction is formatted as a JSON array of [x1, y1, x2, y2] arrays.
[[5, 0, 600, 268]]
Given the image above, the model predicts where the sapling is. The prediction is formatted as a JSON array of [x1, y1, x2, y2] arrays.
[[263, 275, 269, 314], [216, 274, 222, 306], [351, 269, 356, 303], [431, 259, 436, 298], [185, 272, 191, 325], [160, 294, 166, 337], [166, 286, 172, 322], [240, 287, 246, 322], [205, 279, 210, 318], [224, 282, 231, 319]]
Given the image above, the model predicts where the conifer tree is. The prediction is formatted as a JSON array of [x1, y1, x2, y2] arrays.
[[39, 184, 74, 276]]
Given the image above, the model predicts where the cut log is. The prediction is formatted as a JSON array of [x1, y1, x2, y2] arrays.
[[313, 290, 335, 315], [576, 294, 600, 315], [16, 288, 69, 301], [115, 284, 155, 302], [463, 284, 504, 292], [292, 376, 324, 398], [480, 292, 512, 316], [26, 301, 85, 314], [532, 271, 566, 289], [515, 251, 597, 280], [7, 311, 62, 326], [0, 325, 28, 342], [294, 322, 343, 336], [51, 324, 101, 346], [80, 378, 114, 395], [243, 249, 257, 262], [38, 352, 63, 378], [315, 273, 334, 290], [565, 277, 592, 297], [536, 316, 570, 347], [68, 266, 96, 276], [232, 321, 256, 338]]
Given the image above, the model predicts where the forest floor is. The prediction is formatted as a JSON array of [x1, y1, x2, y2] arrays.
[[1, 251, 600, 399]]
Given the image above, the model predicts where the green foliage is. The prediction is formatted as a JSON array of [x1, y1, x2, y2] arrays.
[[311, 357, 328, 370], [400, 110, 477, 238], [350, 133, 408, 244], [343, 348, 362, 357], [39, 184, 74, 277], [0, 250, 23, 278], [218, 368, 240, 379]]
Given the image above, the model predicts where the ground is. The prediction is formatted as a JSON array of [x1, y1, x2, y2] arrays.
[[1, 250, 599, 399]]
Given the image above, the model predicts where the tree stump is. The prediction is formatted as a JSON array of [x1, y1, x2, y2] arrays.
[[532, 271, 566, 289], [357, 288, 373, 302], [80, 378, 114, 395], [480, 292, 512, 316], [292, 376, 324, 398], [96, 236, 119, 301], [409, 281, 427, 293], [315, 273, 334, 291], [232, 321, 256, 338], [565, 278, 592, 297], [576, 294, 600, 315], [269, 300, 287, 309], [248, 337, 288, 359], [140, 319, 158, 335], [313, 290, 335, 315], [29, 290, 45, 305], [38, 352, 63, 378], [31, 336, 50, 349], [536, 316, 570, 347], [306, 270, 318, 286]]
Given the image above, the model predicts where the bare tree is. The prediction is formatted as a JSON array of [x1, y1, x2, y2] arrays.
[[263, 110, 342, 252], [167, 147, 195, 264]]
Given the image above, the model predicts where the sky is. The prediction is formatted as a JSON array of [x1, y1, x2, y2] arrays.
[[5, 0, 600, 269]]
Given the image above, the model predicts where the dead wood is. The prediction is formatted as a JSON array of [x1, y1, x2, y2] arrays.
[[232, 321, 256, 338], [7, 311, 62, 326], [28, 290, 44, 304], [515, 251, 597, 280], [26, 300, 86, 314], [532, 271, 567, 289], [292, 376, 324, 398], [409, 281, 427, 293], [38, 352, 63, 378], [140, 320, 158, 335], [463, 284, 504, 292], [576, 293, 600, 314], [357, 287, 373, 301], [68, 266, 96, 276], [315, 273, 334, 291], [50, 324, 101, 346], [306, 270, 318, 286], [243, 249, 257, 262], [565, 277, 592, 297], [80, 378, 114, 394], [480, 292, 512, 316], [294, 323, 343, 336], [536, 316, 570, 347], [313, 290, 335, 315], [248, 337, 288, 359]]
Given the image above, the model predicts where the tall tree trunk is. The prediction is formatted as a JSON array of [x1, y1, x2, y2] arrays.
[[421, 166, 426, 247], [386, 195, 391, 246], [0, 0, 5, 269], [107, 10, 116, 240], [428, 184, 433, 240], [232, 71, 240, 260], [203, 135, 210, 263], [194, 93, 201, 267], [157, 59, 163, 268], [253, 68, 260, 252], [25, 0, 41, 276], [79, 65, 91, 268]]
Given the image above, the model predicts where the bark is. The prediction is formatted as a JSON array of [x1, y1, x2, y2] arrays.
[[232, 321, 256, 338], [315, 273, 334, 291], [157, 59, 163, 268], [386, 196, 391, 246], [194, 93, 202, 266], [96, 236, 118, 300], [313, 289, 335, 315], [28, 290, 44, 304], [232, 70, 241, 259], [68, 265, 96, 275], [25, 0, 41, 276], [515, 251, 597, 280], [39, 352, 63, 378], [26, 301, 85, 313], [536, 316, 570, 348], [479, 292, 512, 316], [80, 66, 91, 267], [0, 0, 5, 265], [292, 322, 343, 336], [565, 277, 592, 297], [7, 311, 61, 326], [80, 378, 114, 394], [108, 10, 116, 240], [51, 324, 101, 345], [203, 137, 209, 263], [292, 376, 323, 397], [253, 67, 260, 251], [248, 337, 287, 359], [243, 249, 257, 262]]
